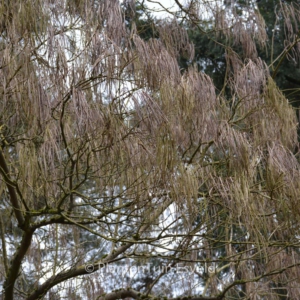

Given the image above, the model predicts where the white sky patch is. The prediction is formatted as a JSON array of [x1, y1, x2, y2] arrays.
[[152, 203, 182, 253], [145, 0, 177, 18]]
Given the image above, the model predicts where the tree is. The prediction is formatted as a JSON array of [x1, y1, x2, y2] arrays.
[[181, 0, 300, 105], [1, 0, 300, 299]]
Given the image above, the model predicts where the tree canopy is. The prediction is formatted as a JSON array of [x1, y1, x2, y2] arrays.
[[1, 0, 300, 299]]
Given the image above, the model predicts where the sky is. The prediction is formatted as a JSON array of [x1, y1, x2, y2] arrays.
[[144, 0, 177, 18]]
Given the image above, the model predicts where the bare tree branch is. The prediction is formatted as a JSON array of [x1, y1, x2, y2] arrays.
[[0, 150, 25, 227]]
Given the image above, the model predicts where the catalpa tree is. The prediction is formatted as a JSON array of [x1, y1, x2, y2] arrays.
[[1, 0, 300, 299]]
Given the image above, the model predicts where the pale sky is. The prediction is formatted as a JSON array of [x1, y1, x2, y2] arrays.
[[145, 0, 177, 18]]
